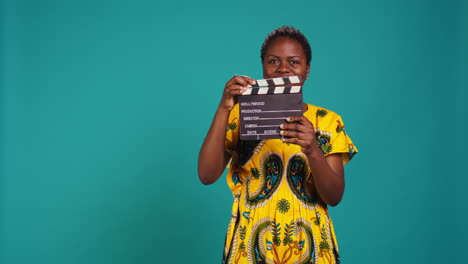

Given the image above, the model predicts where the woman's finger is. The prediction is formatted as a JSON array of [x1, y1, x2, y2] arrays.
[[227, 75, 255, 88], [235, 75, 256, 86], [226, 84, 248, 93], [280, 122, 306, 133], [286, 116, 314, 127], [280, 129, 301, 138]]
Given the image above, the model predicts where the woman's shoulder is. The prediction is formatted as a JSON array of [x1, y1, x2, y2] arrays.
[[304, 103, 342, 119]]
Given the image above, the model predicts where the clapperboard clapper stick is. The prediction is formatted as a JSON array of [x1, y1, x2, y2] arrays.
[[239, 76, 303, 140]]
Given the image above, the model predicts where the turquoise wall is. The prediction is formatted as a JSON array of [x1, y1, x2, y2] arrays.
[[1, 0, 465, 263]]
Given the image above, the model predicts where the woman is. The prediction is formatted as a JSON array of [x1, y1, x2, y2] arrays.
[[198, 26, 357, 264]]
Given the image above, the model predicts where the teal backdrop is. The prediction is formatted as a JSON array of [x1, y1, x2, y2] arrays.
[[1, 0, 466, 263]]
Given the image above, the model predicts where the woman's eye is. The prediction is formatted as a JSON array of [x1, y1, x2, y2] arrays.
[[290, 60, 300, 65], [268, 59, 279, 64]]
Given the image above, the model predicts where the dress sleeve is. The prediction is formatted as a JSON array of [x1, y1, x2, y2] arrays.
[[224, 103, 240, 156], [316, 112, 358, 165]]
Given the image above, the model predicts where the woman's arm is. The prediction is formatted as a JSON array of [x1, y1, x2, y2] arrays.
[[198, 75, 256, 185], [305, 152, 344, 206], [280, 116, 344, 206], [197, 108, 231, 185]]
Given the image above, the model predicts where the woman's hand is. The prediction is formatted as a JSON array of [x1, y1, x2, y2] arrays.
[[219, 75, 256, 112], [279, 115, 320, 156]]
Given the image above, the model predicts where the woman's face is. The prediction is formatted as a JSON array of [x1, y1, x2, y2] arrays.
[[262, 37, 310, 81]]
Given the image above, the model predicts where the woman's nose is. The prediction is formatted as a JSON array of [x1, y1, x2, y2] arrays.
[[276, 61, 290, 73]]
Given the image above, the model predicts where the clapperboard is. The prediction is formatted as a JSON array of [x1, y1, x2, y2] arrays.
[[239, 76, 303, 140]]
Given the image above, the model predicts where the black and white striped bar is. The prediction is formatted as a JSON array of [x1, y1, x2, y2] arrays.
[[239, 76, 303, 140], [242, 76, 302, 95], [242, 85, 302, 95], [252, 76, 302, 87]]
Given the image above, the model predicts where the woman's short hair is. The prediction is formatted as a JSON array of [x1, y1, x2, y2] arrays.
[[261, 26, 312, 66]]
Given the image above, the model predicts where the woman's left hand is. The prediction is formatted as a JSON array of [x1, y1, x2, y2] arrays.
[[280, 116, 320, 156]]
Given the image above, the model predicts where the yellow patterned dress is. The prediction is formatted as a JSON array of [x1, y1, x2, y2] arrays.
[[222, 103, 358, 264]]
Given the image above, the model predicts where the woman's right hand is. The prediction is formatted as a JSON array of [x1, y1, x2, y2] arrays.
[[198, 75, 256, 185], [219, 75, 256, 112]]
